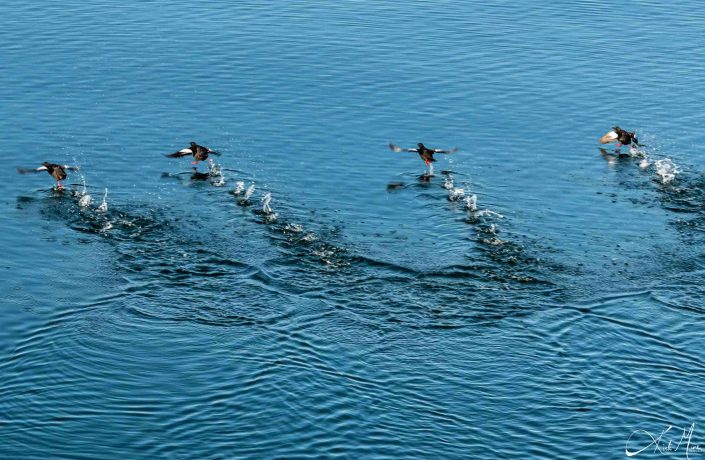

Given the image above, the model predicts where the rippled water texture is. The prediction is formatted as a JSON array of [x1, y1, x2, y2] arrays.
[[2, 1, 705, 458]]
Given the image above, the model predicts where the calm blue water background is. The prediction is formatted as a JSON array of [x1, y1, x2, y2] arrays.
[[2, 1, 705, 458]]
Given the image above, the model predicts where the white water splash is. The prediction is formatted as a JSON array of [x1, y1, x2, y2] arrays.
[[207, 159, 222, 176], [480, 223, 504, 245], [475, 209, 504, 218], [448, 187, 465, 201], [654, 158, 679, 184], [261, 192, 273, 215], [97, 188, 108, 213], [629, 143, 644, 157], [261, 198, 277, 221], [442, 175, 454, 190], [639, 157, 651, 170], [74, 173, 92, 207], [302, 233, 318, 242], [243, 183, 255, 201], [78, 194, 91, 207], [284, 223, 304, 233], [482, 236, 504, 246], [465, 194, 478, 212], [427, 163, 435, 176], [208, 159, 225, 186], [233, 181, 245, 195]]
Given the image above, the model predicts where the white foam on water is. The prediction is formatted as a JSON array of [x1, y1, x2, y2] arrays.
[[654, 158, 679, 184], [448, 187, 465, 201], [427, 163, 434, 176], [233, 181, 245, 195], [465, 194, 478, 212], [639, 158, 651, 170], [284, 223, 304, 233], [475, 209, 504, 218], [302, 233, 317, 242], [482, 236, 505, 246], [479, 223, 504, 245], [442, 175, 454, 190], [629, 144, 645, 157], [97, 188, 108, 213], [78, 194, 92, 208]]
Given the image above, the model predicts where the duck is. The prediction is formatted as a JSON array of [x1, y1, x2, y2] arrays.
[[166, 142, 220, 164], [599, 126, 639, 148], [17, 162, 80, 189], [389, 142, 459, 165]]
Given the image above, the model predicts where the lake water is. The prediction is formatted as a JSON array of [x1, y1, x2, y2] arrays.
[[2, 1, 705, 458]]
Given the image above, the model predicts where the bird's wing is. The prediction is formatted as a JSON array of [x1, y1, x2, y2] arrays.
[[17, 166, 46, 174], [63, 165, 80, 171], [165, 148, 193, 158], [599, 131, 619, 144], [389, 143, 417, 153], [630, 132, 639, 145], [207, 149, 222, 156], [433, 147, 459, 154]]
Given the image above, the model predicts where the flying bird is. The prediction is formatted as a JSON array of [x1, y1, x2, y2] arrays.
[[599, 126, 639, 148], [389, 142, 459, 165], [17, 162, 80, 189], [166, 142, 220, 164]]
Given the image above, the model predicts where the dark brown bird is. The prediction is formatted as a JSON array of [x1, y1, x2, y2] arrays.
[[165, 142, 220, 164], [599, 126, 639, 148], [17, 162, 80, 189], [389, 142, 459, 165]]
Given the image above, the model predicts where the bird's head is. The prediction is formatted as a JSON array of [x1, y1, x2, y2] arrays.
[[190, 142, 197, 147], [417, 143, 425, 149]]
